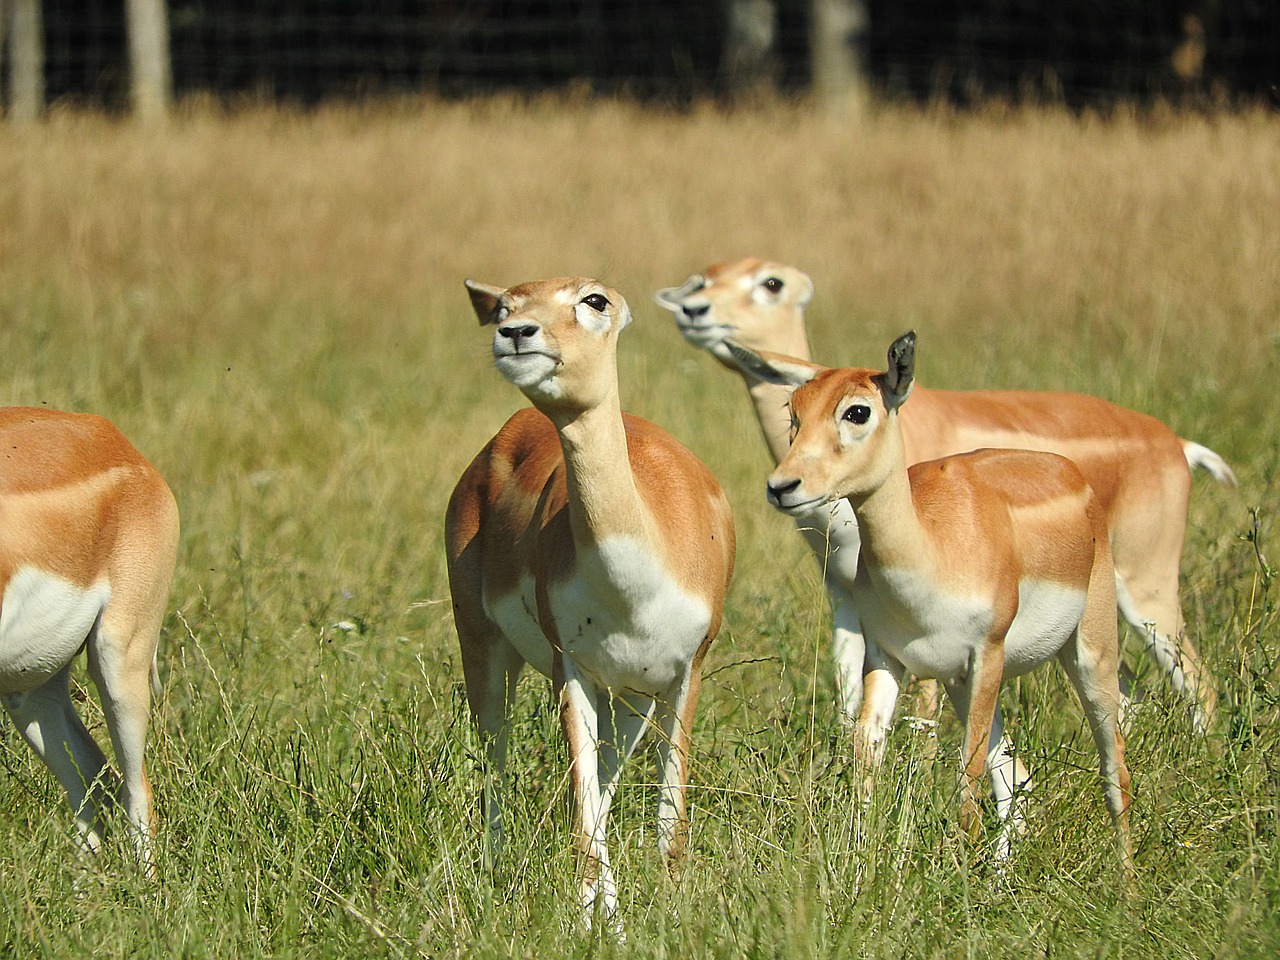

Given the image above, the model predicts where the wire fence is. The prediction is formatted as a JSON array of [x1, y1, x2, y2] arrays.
[[6, 0, 1280, 117]]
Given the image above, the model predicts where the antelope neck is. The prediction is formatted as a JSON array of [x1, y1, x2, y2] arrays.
[[555, 395, 650, 548]]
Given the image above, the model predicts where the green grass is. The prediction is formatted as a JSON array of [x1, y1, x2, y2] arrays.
[[0, 99, 1277, 957]]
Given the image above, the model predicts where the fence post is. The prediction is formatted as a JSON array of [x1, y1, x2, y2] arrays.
[[721, 0, 779, 99], [126, 0, 172, 124], [8, 0, 44, 123], [811, 0, 869, 119]]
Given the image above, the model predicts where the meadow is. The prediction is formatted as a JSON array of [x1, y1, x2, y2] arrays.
[[0, 98, 1277, 958]]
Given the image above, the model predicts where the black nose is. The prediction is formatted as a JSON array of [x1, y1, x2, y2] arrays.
[[498, 323, 539, 342], [681, 304, 710, 320], [767, 477, 801, 506]]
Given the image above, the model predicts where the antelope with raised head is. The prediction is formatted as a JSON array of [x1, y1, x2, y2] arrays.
[[446, 277, 735, 928], [658, 259, 1233, 756], [0, 407, 179, 869], [732, 334, 1134, 869]]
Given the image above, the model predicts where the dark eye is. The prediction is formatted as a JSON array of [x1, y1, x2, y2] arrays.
[[762, 277, 784, 294], [583, 293, 609, 311], [842, 404, 871, 425]]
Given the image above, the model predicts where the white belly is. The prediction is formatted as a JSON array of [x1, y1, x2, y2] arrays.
[[485, 537, 712, 696], [1001, 580, 1088, 677], [0, 567, 109, 695], [855, 570, 1085, 685]]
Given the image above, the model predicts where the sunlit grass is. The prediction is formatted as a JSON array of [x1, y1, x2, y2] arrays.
[[0, 98, 1276, 957]]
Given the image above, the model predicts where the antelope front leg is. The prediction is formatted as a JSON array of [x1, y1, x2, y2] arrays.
[[558, 656, 618, 929], [854, 653, 905, 798], [948, 645, 1005, 842], [654, 661, 706, 879], [828, 582, 867, 728]]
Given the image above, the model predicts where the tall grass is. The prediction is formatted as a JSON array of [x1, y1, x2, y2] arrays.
[[0, 98, 1276, 958]]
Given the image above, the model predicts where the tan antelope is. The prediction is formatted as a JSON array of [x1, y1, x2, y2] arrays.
[[0, 407, 179, 869], [657, 259, 1233, 761], [445, 278, 735, 928], [731, 334, 1134, 870]]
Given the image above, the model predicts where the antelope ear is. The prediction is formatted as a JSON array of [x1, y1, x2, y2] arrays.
[[724, 340, 825, 387], [791, 268, 815, 307], [654, 274, 704, 311], [879, 330, 916, 409], [465, 279, 507, 326]]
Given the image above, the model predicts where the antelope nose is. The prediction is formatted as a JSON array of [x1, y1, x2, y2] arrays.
[[498, 323, 539, 342], [681, 304, 710, 320], [767, 476, 801, 507]]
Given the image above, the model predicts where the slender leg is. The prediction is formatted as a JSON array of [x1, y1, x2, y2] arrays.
[[828, 583, 867, 729], [87, 610, 162, 871], [3, 664, 115, 854], [987, 703, 1033, 860], [558, 655, 617, 928], [855, 652, 905, 775], [653, 655, 708, 878], [948, 641, 1005, 841], [1116, 573, 1212, 732], [598, 692, 654, 834], [1059, 599, 1135, 880], [458, 623, 524, 868]]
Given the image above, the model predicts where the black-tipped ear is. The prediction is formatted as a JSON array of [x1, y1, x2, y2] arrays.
[[465, 279, 507, 326], [881, 331, 916, 407], [724, 340, 825, 387]]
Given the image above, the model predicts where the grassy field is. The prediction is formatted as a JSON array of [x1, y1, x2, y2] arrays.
[[0, 98, 1277, 958]]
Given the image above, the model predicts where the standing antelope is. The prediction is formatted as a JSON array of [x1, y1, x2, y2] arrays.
[[732, 334, 1134, 869], [657, 259, 1233, 759], [0, 407, 179, 868], [445, 278, 735, 928]]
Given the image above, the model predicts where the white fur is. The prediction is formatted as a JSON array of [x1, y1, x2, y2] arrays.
[[487, 537, 712, 696], [852, 568, 1087, 684], [0, 567, 110, 696]]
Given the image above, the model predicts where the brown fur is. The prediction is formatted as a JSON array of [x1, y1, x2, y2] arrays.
[[0, 407, 179, 869]]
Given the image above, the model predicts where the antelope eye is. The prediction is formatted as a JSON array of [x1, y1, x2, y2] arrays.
[[762, 277, 784, 294], [582, 293, 609, 311], [842, 404, 871, 425]]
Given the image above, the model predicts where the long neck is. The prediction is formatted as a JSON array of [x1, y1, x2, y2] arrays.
[[554, 391, 651, 550], [741, 317, 814, 465], [845, 423, 932, 575]]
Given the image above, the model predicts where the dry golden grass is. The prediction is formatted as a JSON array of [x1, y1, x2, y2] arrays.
[[0, 99, 1276, 958]]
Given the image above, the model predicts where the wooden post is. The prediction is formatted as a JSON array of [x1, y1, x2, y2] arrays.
[[721, 0, 779, 99], [8, 0, 44, 123], [126, 0, 172, 124], [811, 0, 870, 119]]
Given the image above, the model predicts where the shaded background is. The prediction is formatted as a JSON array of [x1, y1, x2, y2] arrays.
[[30, 0, 1280, 109]]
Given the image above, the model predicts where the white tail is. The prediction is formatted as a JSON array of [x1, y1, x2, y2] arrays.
[[658, 258, 1233, 745], [1183, 440, 1238, 487], [446, 277, 735, 930], [739, 334, 1134, 872], [0, 407, 179, 869]]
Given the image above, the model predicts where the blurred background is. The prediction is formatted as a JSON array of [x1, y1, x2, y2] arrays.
[[3, 0, 1278, 123]]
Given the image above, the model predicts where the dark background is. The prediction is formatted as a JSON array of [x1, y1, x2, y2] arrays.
[[35, 1, 1280, 109]]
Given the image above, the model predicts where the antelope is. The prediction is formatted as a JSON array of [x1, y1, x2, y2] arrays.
[[0, 407, 179, 869], [733, 333, 1134, 869], [657, 259, 1234, 762], [445, 277, 735, 929]]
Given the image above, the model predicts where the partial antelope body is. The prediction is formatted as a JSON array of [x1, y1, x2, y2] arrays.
[[0, 407, 179, 867], [657, 258, 1233, 757], [735, 334, 1134, 869], [446, 278, 735, 929]]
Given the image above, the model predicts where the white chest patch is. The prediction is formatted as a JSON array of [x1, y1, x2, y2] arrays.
[[0, 567, 110, 695], [486, 537, 712, 696]]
